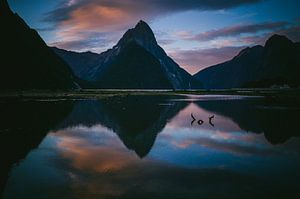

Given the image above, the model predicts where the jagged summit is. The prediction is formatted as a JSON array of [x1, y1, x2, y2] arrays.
[[116, 20, 157, 50], [265, 34, 293, 48], [53, 20, 194, 89], [135, 20, 152, 31]]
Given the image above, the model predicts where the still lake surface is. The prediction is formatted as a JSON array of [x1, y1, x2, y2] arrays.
[[1, 94, 300, 199]]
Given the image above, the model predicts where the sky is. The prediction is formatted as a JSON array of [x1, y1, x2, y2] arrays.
[[8, 0, 300, 74]]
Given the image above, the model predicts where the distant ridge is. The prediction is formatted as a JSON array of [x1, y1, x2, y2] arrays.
[[193, 34, 300, 89]]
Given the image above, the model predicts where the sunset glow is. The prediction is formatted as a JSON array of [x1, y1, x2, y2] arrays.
[[8, 0, 300, 74]]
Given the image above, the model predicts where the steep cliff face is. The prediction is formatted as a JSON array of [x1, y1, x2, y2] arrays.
[[0, 0, 77, 89], [53, 20, 195, 89]]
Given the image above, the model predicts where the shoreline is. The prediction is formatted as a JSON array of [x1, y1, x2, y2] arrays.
[[0, 89, 300, 100]]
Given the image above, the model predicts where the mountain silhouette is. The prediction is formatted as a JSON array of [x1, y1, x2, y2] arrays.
[[193, 34, 300, 89], [53, 20, 199, 89], [0, 0, 77, 89], [58, 95, 188, 157]]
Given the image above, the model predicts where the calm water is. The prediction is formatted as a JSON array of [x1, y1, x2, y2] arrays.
[[1, 95, 300, 199]]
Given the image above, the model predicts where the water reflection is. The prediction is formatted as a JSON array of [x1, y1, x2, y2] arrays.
[[0, 100, 74, 196], [59, 95, 187, 157], [1, 95, 300, 198], [196, 99, 300, 144]]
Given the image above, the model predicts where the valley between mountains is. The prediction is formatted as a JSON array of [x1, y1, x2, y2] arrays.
[[1, 0, 299, 90]]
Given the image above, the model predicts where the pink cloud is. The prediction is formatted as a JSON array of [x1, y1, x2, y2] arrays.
[[169, 46, 246, 74]]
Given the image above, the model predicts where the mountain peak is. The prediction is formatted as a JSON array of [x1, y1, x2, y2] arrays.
[[116, 20, 157, 50], [265, 34, 293, 49], [135, 20, 151, 29]]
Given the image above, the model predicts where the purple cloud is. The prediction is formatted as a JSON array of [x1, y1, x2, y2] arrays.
[[239, 25, 300, 44], [170, 46, 246, 74], [185, 22, 289, 41], [42, 0, 264, 47]]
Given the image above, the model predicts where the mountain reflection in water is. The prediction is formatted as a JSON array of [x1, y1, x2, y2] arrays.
[[1, 95, 300, 199]]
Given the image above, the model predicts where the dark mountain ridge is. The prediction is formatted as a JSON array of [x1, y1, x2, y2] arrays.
[[193, 34, 300, 89], [53, 20, 198, 89], [0, 0, 77, 89]]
